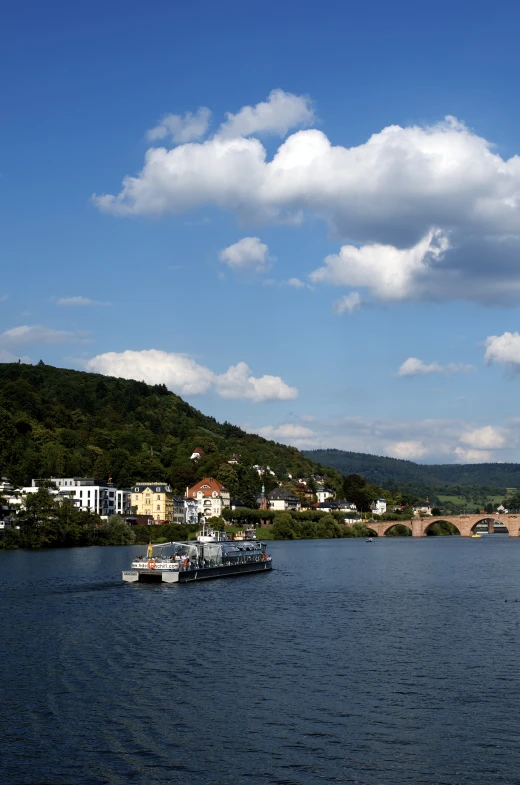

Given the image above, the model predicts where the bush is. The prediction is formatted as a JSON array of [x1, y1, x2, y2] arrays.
[[98, 515, 135, 546], [0, 528, 21, 549], [272, 512, 299, 539]]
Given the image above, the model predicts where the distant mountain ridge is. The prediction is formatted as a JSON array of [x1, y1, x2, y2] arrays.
[[302, 449, 520, 488]]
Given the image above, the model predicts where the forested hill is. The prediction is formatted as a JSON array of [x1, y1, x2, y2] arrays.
[[303, 449, 520, 488], [0, 363, 334, 502]]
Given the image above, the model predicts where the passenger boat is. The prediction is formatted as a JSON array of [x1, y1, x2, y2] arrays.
[[122, 540, 272, 584]]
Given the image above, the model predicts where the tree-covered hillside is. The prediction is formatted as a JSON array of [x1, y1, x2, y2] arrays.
[[0, 363, 338, 502], [303, 449, 520, 489]]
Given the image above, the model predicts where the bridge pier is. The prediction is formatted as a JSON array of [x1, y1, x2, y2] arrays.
[[412, 520, 425, 537]]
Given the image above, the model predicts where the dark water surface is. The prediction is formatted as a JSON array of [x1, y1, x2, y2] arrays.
[[2, 537, 520, 785]]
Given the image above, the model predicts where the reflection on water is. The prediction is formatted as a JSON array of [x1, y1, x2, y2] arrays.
[[2, 537, 520, 784]]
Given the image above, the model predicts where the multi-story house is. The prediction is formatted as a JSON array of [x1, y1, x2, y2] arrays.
[[186, 478, 230, 519], [116, 489, 132, 516], [268, 488, 301, 511], [316, 486, 334, 504], [412, 501, 433, 516], [173, 496, 185, 525], [34, 477, 119, 517], [370, 498, 387, 516], [132, 483, 174, 523]]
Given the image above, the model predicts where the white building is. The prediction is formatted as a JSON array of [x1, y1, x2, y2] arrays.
[[413, 501, 433, 516], [371, 498, 387, 516], [253, 465, 276, 477], [33, 477, 119, 517], [268, 488, 301, 511], [316, 487, 334, 504], [116, 489, 132, 516], [190, 448, 205, 460], [316, 500, 357, 513]]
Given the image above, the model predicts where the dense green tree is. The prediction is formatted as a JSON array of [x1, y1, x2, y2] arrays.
[[0, 407, 17, 472], [272, 512, 299, 539], [98, 515, 135, 545], [205, 516, 226, 531]]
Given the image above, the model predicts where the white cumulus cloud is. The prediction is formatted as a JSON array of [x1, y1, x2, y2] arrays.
[[398, 357, 473, 376], [333, 292, 362, 314], [385, 440, 428, 459], [460, 425, 507, 450], [86, 350, 215, 396], [85, 349, 297, 402], [219, 237, 272, 273], [215, 362, 297, 402], [453, 447, 493, 463], [217, 89, 314, 139], [311, 229, 449, 301], [484, 332, 520, 371], [146, 107, 211, 143]]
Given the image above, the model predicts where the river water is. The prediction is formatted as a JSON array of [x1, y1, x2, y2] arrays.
[[2, 537, 520, 784]]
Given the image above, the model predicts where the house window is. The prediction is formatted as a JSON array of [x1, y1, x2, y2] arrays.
[[157, 505, 160, 511], [156, 495, 160, 500], [156, 487, 160, 492]]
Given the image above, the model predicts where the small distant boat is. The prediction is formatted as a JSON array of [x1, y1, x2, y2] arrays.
[[196, 523, 228, 543], [233, 527, 257, 541], [366, 537, 373, 543], [471, 534, 482, 539]]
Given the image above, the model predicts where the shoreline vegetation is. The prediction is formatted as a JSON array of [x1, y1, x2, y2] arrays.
[[0, 492, 459, 550]]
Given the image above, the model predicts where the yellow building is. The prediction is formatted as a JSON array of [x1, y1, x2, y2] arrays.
[[132, 483, 174, 523]]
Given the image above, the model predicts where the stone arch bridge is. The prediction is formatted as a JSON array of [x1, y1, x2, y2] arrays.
[[358, 514, 520, 537]]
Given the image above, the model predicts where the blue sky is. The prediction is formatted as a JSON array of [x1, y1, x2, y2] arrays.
[[2, 0, 520, 463]]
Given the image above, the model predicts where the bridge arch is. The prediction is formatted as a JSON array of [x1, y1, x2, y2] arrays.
[[424, 519, 461, 536], [472, 517, 517, 536], [380, 522, 412, 537]]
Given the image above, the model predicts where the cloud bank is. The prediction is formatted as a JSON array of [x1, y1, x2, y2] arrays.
[[86, 349, 297, 402], [247, 414, 519, 463], [94, 97, 520, 303]]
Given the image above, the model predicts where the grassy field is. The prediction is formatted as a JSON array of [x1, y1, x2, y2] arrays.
[[437, 493, 512, 507]]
